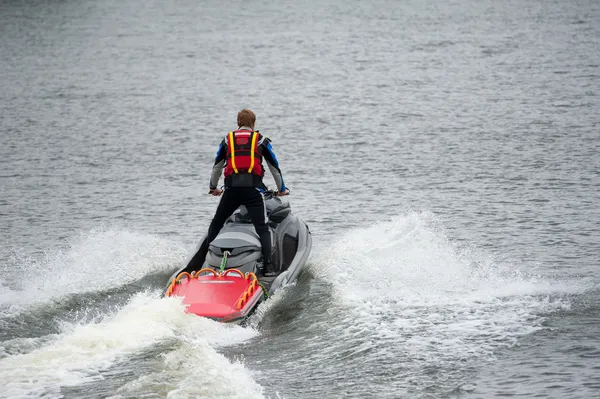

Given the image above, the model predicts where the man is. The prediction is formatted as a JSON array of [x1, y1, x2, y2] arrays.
[[182, 109, 289, 276]]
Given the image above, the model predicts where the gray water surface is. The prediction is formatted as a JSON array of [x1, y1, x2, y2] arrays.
[[1, 0, 599, 398]]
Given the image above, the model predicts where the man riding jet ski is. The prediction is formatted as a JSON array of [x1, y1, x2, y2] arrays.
[[183, 108, 288, 277], [164, 109, 311, 322]]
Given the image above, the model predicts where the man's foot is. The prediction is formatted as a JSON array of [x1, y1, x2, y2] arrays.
[[262, 262, 277, 277]]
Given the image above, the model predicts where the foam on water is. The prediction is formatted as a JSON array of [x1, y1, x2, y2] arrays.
[[0, 282, 17, 317], [0, 228, 187, 312], [0, 336, 55, 361], [107, 283, 296, 399], [309, 211, 585, 370], [110, 343, 265, 399], [0, 291, 262, 399], [245, 283, 295, 330]]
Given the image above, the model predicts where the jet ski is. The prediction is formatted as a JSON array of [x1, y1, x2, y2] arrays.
[[164, 191, 312, 323]]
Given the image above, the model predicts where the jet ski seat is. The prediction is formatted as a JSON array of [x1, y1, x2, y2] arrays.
[[231, 206, 252, 223], [229, 202, 291, 224]]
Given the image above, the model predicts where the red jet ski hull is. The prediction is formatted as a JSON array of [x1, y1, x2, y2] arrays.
[[165, 269, 264, 323]]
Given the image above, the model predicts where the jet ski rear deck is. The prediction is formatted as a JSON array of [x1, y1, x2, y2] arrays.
[[166, 269, 265, 323]]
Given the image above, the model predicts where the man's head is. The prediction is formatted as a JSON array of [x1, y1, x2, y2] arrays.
[[237, 109, 256, 129]]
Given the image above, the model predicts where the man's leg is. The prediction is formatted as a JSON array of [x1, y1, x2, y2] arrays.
[[244, 188, 274, 275], [181, 190, 241, 273]]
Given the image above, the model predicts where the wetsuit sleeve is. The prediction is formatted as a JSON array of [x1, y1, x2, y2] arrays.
[[259, 135, 287, 192], [209, 138, 227, 189]]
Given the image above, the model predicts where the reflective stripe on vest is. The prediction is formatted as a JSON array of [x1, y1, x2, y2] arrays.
[[248, 132, 258, 174], [228, 131, 238, 173]]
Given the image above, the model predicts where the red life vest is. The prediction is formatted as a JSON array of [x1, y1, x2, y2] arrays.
[[224, 129, 264, 178]]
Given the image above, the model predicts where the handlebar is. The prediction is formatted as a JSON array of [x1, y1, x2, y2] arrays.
[[209, 187, 289, 197], [264, 188, 290, 198]]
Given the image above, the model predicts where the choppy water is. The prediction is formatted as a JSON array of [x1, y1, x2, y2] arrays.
[[1, 0, 599, 398]]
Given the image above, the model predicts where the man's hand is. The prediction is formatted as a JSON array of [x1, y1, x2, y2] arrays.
[[209, 188, 223, 196], [277, 188, 290, 196]]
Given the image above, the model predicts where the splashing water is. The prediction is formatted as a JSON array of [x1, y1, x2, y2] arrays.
[[299, 212, 582, 394], [0, 228, 187, 311], [0, 292, 262, 399]]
